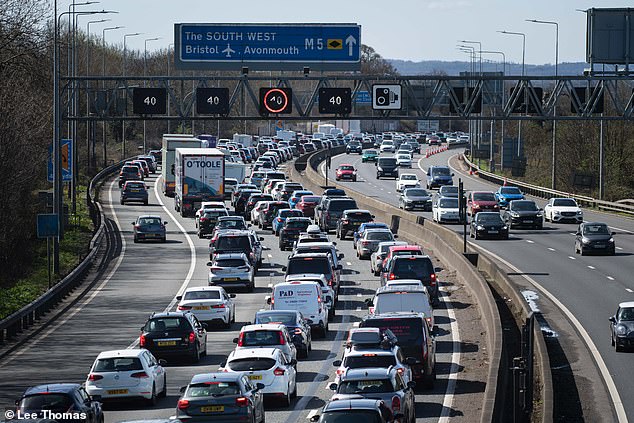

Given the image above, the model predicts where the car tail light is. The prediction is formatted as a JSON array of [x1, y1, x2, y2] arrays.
[[426, 317, 433, 327], [336, 369, 344, 376], [396, 367, 404, 375], [177, 399, 190, 410], [237, 332, 245, 347], [177, 305, 192, 311], [430, 273, 437, 286], [88, 374, 103, 381], [276, 217, 283, 222], [130, 371, 149, 378], [236, 397, 249, 407], [362, 241, 370, 246], [389, 273, 395, 280], [391, 395, 401, 412], [200, 217, 208, 222], [274, 367, 285, 376], [188, 331, 196, 343], [134, 225, 141, 230], [211, 304, 226, 309], [294, 328, 303, 335], [139, 334, 146, 347], [278, 331, 286, 345]]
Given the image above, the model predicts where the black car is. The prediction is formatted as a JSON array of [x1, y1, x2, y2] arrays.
[[139, 311, 208, 363], [376, 157, 399, 179], [118, 165, 142, 187], [244, 193, 274, 220], [470, 212, 509, 240], [16, 383, 103, 423], [575, 222, 616, 255], [120, 181, 149, 205], [197, 209, 229, 238], [279, 217, 312, 251], [336, 209, 375, 240], [346, 140, 363, 154], [360, 313, 436, 389], [382, 255, 441, 305], [399, 188, 432, 211], [254, 310, 312, 358], [234, 189, 261, 215], [502, 200, 543, 229], [609, 302, 634, 352], [316, 197, 358, 232]]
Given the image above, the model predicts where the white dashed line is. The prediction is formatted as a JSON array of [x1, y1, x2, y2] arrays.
[[356, 293, 362, 297], [626, 288, 633, 293], [587, 265, 595, 270], [387, 191, 392, 194], [607, 276, 615, 281], [355, 307, 362, 311], [346, 262, 352, 266], [267, 254, 273, 258], [267, 283, 273, 288], [568, 256, 576, 260], [616, 247, 623, 250], [526, 240, 535, 244], [548, 247, 556, 251]]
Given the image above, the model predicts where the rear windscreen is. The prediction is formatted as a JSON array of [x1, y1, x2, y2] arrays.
[[348, 212, 373, 221], [241, 331, 282, 346], [94, 357, 143, 372], [19, 394, 73, 412], [183, 290, 221, 300], [287, 258, 331, 275], [337, 379, 394, 394], [375, 293, 430, 314], [285, 220, 311, 230], [216, 236, 250, 251], [145, 317, 189, 332], [329, 200, 358, 211], [392, 258, 433, 278], [256, 312, 296, 325], [344, 355, 396, 369], [361, 317, 423, 344], [186, 382, 240, 397], [227, 358, 276, 371]]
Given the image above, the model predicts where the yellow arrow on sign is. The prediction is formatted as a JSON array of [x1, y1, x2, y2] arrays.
[[61, 142, 69, 171], [327, 39, 343, 50]]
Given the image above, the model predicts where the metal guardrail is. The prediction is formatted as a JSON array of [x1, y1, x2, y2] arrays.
[[463, 154, 634, 216], [0, 158, 132, 345]]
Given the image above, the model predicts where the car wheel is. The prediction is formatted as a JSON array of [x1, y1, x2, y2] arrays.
[[143, 200, 148, 206], [291, 380, 297, 398], [190, 345, 200, 364], [474, 231, 478, 240], [282, 388, 291, 407], [159, 375, 167, 398], [248, 280, 255, 293], [299, 347, 309, 359], [615, 340, 623, 352], [580, 248, 585, 256], [133, 236, 139, 243], [146, 384, 157, 406], [161, 237, 166, 243], [120, 199, 124, 205], [611, 332, 615, 346], [198, 232, 203, 239], [224, 316, 231, 329]]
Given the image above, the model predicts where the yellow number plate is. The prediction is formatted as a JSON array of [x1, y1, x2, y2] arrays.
[[193, 306, 210, 310], [157, 340, 176, 346], [248, 375, 263, 380], [107, 389, 128, 395], [201, 405, 224, 412], [224, 278, 238, 281]]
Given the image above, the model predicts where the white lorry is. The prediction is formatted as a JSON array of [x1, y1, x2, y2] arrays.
[[174, 148, 225, 217], [232, 133, 253, 147], [276, 130, 296, 141], [225, 161, 247, 184], [161, 134, 200, 196]]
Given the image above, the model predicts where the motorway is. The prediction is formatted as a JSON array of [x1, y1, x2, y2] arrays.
[[0, 161, 488, 423], [326, 147, 634, 422]]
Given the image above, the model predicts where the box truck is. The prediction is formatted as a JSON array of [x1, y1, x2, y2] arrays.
[[225, 161, 247, 184], [174, 148, 225, 217], [198, 134, 217, 148], [232, 133, 253, 147], [161, 134, 200, 196]]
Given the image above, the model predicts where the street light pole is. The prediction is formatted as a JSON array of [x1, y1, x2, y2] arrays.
[[498, 30, 526, 159], [86, 19, 110, 172], [167, 43, 174, 133], [144, 37, 162, 152], [527, 19, 559, 189], [481, 50, 507, 172], [122, 32, 142, 159], [102, 26, 123, 167]]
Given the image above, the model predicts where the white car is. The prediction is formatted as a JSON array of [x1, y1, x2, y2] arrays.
[[270, 181, 286, 199], [432, 196, 461, 224], [233, 323, 297, 362], [85, 349, 167, 405], [220, 347, 297, 406], [176, 286, 236, 328], [396, 174, 420, 192], [380, 140, 395, 153], [544, 197, 583, 223], [396, 153, 412, 168], [251, 200, 272, 223]]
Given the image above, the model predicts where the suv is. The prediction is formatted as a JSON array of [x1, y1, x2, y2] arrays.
[[259, 201, 291, 229], [283, 252, 341, 296], [139, 311, 208, 363], [316, 197, 359, 233], [197, 208, 229, 238], [244, 193, 274, 220], [376, 157, 399, 179], [311, 398, 401, 423], [346, 140, 363, 154], [360, 313, 436, 388], [210, 230, 263, 268], [381, 255, 440, 305], [120, 181, 149, 205], [279, 217, 312, 250], [233, 323, 297, 362], [118, 165, 142, 187], [277, 182, 304, 201], [426, 166, 454, 189], [356, 229, 396, 260], [336, 209, 375, 240]]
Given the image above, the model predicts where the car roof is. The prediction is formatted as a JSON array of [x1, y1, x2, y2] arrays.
[[285, 274, 329, 283], [96, 349, 146, 359], [341, 367, 393, 380], [289, 252, 331, 259], [214, 252, 249, 260], [256, 310, 299, 317], [344, 209, 371, 214], [240, 323, 287, 332], [619, 301, 634, 308], [229, 347, 281, 360], [149, 311, 190, 319], [190, 372, 243, 385], [389, 244, 421, 251], [322, 398, 383, 412], [364, 228, 392, 234], [376, 285, 429, 295], [184, 286, 226, 293], [23, 383, 82, 396], [294, 242, 336, 250]]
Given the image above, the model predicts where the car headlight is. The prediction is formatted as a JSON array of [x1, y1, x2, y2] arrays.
[[608, 238, 614, 243], [577, 211, 583, 215], [510, 212, 520, 217], [536, 213, 543, 217], [502, 226, 508, 230], [582, 238, 591, 244], [440, 210, 447, 214], [553, 210, 561, 215], [616, 325, 628, 336], [476, 225, 485, 230]]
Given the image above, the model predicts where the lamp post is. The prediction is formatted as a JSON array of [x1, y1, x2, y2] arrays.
[[101, 26, 124, 167], [144, 37, 162, 152], [460, 40, 482, 73], [527, 19, 559, 190], [458, 46, 476, 159], [167, 43, 174, 133], [122, 32, 142, 159], [481, 50, 507, 171], [86, 19, 109, 171], [498, 30, 526, 159], [460, 40, 484, 159]]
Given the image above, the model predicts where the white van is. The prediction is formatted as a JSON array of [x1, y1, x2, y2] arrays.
[[366, 285, 434, 329], [267, 281, 329, 338]]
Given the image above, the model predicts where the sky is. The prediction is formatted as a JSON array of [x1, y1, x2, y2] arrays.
[[73, 0, 634, 66]]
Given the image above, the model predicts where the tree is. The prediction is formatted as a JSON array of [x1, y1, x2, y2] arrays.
[[361, 45, 399, 76]]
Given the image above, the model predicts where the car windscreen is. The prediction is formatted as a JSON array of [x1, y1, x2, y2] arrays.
[[431, 167, 450, 176], [339, 166, 355, 170], [203, 209, 228, 218], [405, 189, 428, 196], [266, 173, 285, 180], [618, 308, 634, 321], [344, 355, 397, 369], [583, 224, 609, 235], [138, 217, 161, 226], [392, 258, 433, 278], [328, 200, 358, 211], [301, 196, 321, 203], [552, 199, 578, 207], [500, 187, 521, 194], [361, 317, 423, 344], [216, 236, 250, 251], [378, 158, 397, 166], [227, 358, 276, 372], [365, 150, 377, 154], [125, 182, 145, 189], [186, 382, 240, 397], [475, 214, 503, 223], [347, 212, 373, 221], [439, 198, 458, 208], [19, 394, 73, 412], [145, 317, 189, 332], [287, 258, 331, 275], [375, 293, 429, 314], [94, 357, 143, 372], [256, 312, 296, 325], [241, 330, 283, 346], [337, 378, 395, 394], [285, 220, 311, 230], [511, 201, 538, 211], [473, 193, 496, 201], [401, 175, 417, 180], [121, 166, 138, 174], [366, 232, 394, 241], [183, 290, 222, 300]]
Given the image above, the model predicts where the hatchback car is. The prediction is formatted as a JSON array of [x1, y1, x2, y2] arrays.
[[371, 241, 408, 276], [494, 186, 525, 208], [337, 209, 375, 240], [544, 197, 583, 223], [208, 252, 255, 292], [220, 348, 297, 406], [381, 255, 440, 305], [346, 140, 363, 154], [16, 384, 104, 422], [176, 286, 236, 328], [85, 349, 167, 405], [119, 165, 142, 187], [120, 181, 149, 205], [395, 153, 412, 168], [272, 209, 304, 236], [362, 149, 379, 162], [132, 215, 167, 243], [335, 164, 357, 182], [425, 166, 453, 189], [289, 190, 314, 209], [253, 310, 312, 358], [575, 222, 616, 255], [467, 191, 500, 216], [470, 212, 509, 240], [395, 174, 420, 192], [197, 208, 230, 238], [609, 302, 634, 352], [296, 195, 321, 218], [356, 229, 396, 260], [233, 324, 297, 363], [502, 200, 543, 229], [310, 398, 401, 423], [432, 196, 461, 224], [139, 311, 208, 363], [438, 185, 459, 198], [279, 217, 312, 251], [399, 188, 432, 211], [176, 372, 265, 423]]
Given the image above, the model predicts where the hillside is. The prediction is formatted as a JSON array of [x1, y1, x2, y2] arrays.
[[389, 59, 588, 76]]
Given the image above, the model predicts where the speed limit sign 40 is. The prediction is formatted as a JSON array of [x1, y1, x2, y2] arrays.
[[132, 88, 167, 115]]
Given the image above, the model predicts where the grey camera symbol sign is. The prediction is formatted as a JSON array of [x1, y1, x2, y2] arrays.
[[372, 84, 402, 110]]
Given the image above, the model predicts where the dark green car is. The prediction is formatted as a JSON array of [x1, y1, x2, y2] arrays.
[[361, 149, 379, 162]]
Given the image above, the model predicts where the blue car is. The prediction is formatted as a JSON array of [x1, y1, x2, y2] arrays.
[[272, 208, 304, 235], [353, 222, 390, 248], [426, 166, 454, 189], [495, 186, 525, 208], [289, 190, 314, 208]]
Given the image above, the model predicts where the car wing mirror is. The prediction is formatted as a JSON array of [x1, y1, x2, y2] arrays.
[[179, 386, 187, 394], [232, 337, 239, 344], [328, 383, 338, 391], [407, 381, 417, 389], [609, 316, 616, 323], [281, 266, 287, 271], [176, 295, 182, 301], [90, 394, 102, 402], [434, 267, 442, 273], [201, 323, 208, 330], [338, 253, 344, 260], [364, 298, 373, 306], [575, 232, 581, 236], [332, 360, 342, 367], [207, 261, 213, 267], [310, 415, 320, 422], [131, 222, 136, 225], [265, 296, 272, 305], [336, 264, 343, 270], [230, 293, 237, 298], [259, 236, 264, 241], [393, 235, 399, 239], [612, 232, 616, 236], [289, 358, 298, 366], [405, 357, 417, 366]]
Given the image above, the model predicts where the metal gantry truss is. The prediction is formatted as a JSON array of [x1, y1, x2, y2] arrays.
[[61, 74, 634, 122]]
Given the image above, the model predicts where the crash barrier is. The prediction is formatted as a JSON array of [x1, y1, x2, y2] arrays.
[[463, 154, 634, 217], [0, 158, 134, 346], [291, 148, 553, 423]]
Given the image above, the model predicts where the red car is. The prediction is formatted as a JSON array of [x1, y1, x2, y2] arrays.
[[335, 164, 357, 182], [296, 195, 321, 218], [467, 191, 500, 216]]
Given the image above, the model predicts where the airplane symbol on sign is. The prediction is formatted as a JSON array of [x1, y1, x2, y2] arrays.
[[222, 44, 235, 58]]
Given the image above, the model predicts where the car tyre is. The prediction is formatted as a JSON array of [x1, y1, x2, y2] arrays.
[[248, 280, 255, 293], [190, 345, 200, 364], [143, 200, 148, 206], [611, 332, 615, 346], [615, 340, 623, 352], [120, 199, 124, 205], [146, 384, 157, 406], [282, 388, 291, 407], [159, 375, 167, 398], [133, 236, 139, 243], [161, 237, 166, 243]]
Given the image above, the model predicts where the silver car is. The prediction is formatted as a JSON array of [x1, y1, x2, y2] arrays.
[[356, 229, 397, 260], [208, 252, 255, 292], [371, 241, 407, 275]]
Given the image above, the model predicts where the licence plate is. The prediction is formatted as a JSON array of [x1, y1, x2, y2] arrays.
[[488, 230, 498, 234], [193, 306, 210, 310], [523, 220, 533, 223], [107, 389, 128, 395], [130, 189, 141, 192], [201, 405, 224, 413], [248, 375, 262, 380], [157, 340, 176, 346], [594, 244, 605, 248], [224, 278, 238, 281]]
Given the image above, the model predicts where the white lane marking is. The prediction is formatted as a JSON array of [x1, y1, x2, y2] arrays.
[[380, 188, 384, 191], [0, 179, 128, 368], [417, 157, 427, 173], [616, 247, 623, 251], [356, 293, 362, 297], [307, 409, 319, 420], [267, 283, 273, 288], [587, 265, 596, 270], [468, 242, 629, 423], [267, 254, 273, 258], [607, 276, 615, 281], [387, 191, 392, 194], [569, 232, 576, 236], [627, 288, 633, 293], [128, 174, 197, 348], [346, 262, 352, 266], [438, 282, 461, 422], [568, 256, 576, 260], [356, 307, 362, 311], [548, 247, 556, 251], [526, 240, 535, 244]]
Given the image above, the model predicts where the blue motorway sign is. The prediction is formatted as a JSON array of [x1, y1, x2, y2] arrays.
[[47, 139, 73, 182], [355, 90, 372, 104], [37, 214, 59, 238], [174, 23, 361, 71]]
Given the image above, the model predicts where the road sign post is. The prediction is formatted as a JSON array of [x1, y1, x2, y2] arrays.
[[38, 213, 59, 288]]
